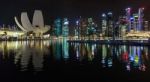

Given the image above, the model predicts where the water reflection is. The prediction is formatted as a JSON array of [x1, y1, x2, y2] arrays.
[[101, 45, 113, 67], [71, 43, 150, 71], [14, 41, 49, 71], [0, 40, 150, 72], [62, 38, 69, 60]]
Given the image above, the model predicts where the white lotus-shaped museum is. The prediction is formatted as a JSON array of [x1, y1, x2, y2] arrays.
[[14, 10, 50, 37]]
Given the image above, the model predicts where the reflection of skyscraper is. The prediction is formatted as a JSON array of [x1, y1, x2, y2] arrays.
[[54, 40, 62, 60], [107, 46, 112, 67], [101, 45, 107, 67], [86, 44, 95, 61], [74, 43, 80, 59], [101, 45, 112, 67], [121, 46, 129, 63], [62, 38, 69, 60]]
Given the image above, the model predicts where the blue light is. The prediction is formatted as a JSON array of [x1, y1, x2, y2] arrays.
[[130, 56, 134, 61], [130, 17, 134, 21], [130, 17, 134, 19]]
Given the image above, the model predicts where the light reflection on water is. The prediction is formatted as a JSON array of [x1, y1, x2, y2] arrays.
[[0, 40, 150, 72]]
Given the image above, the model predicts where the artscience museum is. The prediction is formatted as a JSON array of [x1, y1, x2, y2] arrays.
[[14, 10, 50, 39]]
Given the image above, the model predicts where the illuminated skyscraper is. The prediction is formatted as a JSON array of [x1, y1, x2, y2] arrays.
[[107, 12, 113, 37], [62, 18, 69, 37], [119, 16, 127, 37], [101, 13, 107, 36], [54, 18, 62, 37], [138, 8, 144, 31], [80, 18, 88, 39], [75, 20, 80, 38], [130, 17, 134, 30], [133, 14, 139, 31], [87, 18, 96, 36], [144, 21, 149, 31], [126, 8, 131, 32], [114, 22, 119, 37]]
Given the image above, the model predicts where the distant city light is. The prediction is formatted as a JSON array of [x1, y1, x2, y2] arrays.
[[76, 20, 79, 25], [64, 21, 69, 25], [63, 18, 69, 25], [126, 7, 131, 10], [130, 17, 134, 20], [134, 15, 138, 18], [108, 12, 112, 15], [102, 13, 106, 17]]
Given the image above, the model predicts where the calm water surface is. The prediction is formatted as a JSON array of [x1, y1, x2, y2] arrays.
[[0, 39, 150, 81]]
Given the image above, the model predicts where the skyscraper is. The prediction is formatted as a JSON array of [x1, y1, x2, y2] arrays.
[[75, 20, 80, 38], [62, 18, 69, 37], [79, 18, 88, 39], [138, 8, 144, 31], [107, 12, 113, 37], [119, 16, 127, 37], [126, 8, 131, 32], [87, 18, 96, 36], [133, 14, 139, 31], [101, 13, 107, 36], [54, 18, 62, 37], [144, 21, 149, 31]]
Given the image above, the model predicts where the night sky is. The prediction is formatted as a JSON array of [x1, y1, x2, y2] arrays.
[[0, 0, 150, 25]]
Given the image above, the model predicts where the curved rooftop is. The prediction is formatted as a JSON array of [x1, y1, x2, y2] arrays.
[[14, 10, 50, 35]]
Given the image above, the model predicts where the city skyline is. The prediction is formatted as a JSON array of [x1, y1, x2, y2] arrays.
[[0, 0, 150, 25]]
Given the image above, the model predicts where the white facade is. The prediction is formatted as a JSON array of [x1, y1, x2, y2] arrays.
[[32, 10, 44, 27], [21, 12, 33, 31], [14, 10, 50, 37]]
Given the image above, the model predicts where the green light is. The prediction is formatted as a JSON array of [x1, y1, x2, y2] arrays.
[[134, 55, 139, 63]]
